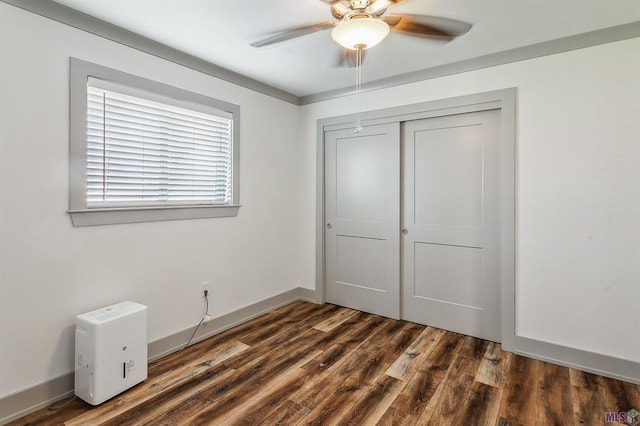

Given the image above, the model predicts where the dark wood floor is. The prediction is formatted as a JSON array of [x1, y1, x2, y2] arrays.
[[10, 301, 640, 425]]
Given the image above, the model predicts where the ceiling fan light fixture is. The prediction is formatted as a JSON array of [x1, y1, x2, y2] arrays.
[[331, 16, 390, 50]]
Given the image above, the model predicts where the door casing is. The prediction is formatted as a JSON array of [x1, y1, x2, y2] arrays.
[[314, 89, 516, 350]]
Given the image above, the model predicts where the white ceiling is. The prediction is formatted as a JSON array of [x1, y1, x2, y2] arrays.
[[52, 0, 640, 98]]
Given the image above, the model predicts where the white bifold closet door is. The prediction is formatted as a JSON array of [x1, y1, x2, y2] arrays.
[[324, 123, 400, 319], [401, 110, 501, 342]]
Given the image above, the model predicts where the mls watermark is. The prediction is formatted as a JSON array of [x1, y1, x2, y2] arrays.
[[605, 408, 639, 425]]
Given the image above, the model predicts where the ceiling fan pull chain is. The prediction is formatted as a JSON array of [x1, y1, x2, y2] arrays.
[[353, 45, 364, 133]]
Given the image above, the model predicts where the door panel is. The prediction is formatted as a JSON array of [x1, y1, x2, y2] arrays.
[[413, 243, 482, 309], [336, 134, 387, 222], [413, 125, 484, 228], [325, 123, 400, 319], [402, 110, 501, 342], [335, 236, 387, 292]]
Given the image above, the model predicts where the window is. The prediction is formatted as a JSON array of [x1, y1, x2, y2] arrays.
[[86, 79, 233, 208], [69, 58, 240, 226]]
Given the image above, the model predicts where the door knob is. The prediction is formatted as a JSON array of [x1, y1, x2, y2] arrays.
[[401, 228, 408, 235], [327, 223, 332, 229]]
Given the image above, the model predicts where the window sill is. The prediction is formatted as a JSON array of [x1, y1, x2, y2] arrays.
[[68, 205, 240, 227]]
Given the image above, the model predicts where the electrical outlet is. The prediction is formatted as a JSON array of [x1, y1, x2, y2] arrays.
[[200, 281, 209, 295]]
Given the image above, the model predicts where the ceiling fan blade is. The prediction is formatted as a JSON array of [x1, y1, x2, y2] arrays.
[[385, 14, 472, 40], [366, 0, 391, 16], [251, 21, 335, 48]]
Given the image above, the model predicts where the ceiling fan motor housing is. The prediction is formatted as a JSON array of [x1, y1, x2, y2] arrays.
[[252, 0, 472, 49], [351, 0, 371, 9]]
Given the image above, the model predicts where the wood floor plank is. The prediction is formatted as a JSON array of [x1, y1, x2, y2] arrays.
[[385, 327, 445, 381], [147, 301, 330, 378], [418, 356, 478, 424], [290, 341, 375, 409], [99, 367, 237, 426], [215, 350, 322, 426], [223, 323, 325, 370], [295, 374, 363, 425], [64, 340, 249, 426], [424, 373, 475, 426], [569, 368, 607, 426], [146, 320, 261, 376], [375, 407, 411, 426], [454, 381, 503, 426], [475, 341, 512, 388], [313, 307, 358, 332], [257, 400, 310, 426], [266, 299, 317, 318], [236, 316, 311, 347], [125, 332, 319, 426], [376, 372, 430, 426], [296, 320, 423, 424], [238, 302, 341, 346], [601, 375, 638, 414], [458, 335, 490, 361], [305, 312, 382, 364], [336, 375, 405, 426], [301, 313, 381, 375], [498, 354, 541, 425], [219, 369, 310, 425], [320, 319, 426, 425], [151, 344, 321, 425], [414, 331, 464, 375], [378, 332, 464, 423], [535, 362, 573, 425], [623, 380, 640, 407], [228, 310, 375, 376], [496, 417, 525, 426], [290, 317, 409, 408], [10, 300, 640, 426]]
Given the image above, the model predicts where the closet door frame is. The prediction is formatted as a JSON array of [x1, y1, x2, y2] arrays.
[[315, 88, 516, 350]]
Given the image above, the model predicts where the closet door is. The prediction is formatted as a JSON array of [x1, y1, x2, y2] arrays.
[[402, 110, 501, 342], [325, 123, 400, 319]]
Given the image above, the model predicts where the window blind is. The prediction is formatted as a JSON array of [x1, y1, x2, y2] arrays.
[[86, 81, 233, 208]]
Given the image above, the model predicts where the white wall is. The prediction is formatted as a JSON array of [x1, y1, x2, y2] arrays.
[[0, 3, 303, 397], [299, 38, 640, 363], [1, 1, 638, 402]]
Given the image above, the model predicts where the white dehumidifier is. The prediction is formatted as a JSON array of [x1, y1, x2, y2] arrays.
[[75, 301, 148, 405]]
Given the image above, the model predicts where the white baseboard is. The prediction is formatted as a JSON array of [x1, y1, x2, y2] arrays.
[[0, 374, 75, 426], [296, 287, 318, 303], [514, 336, 640, 384], [0, 287, 319, 425]]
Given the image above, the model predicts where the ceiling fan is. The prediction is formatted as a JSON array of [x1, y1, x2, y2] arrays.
[[250, 0, 473, 56]]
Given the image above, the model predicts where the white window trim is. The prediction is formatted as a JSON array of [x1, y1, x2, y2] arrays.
[[68, 58, 240, 226]]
